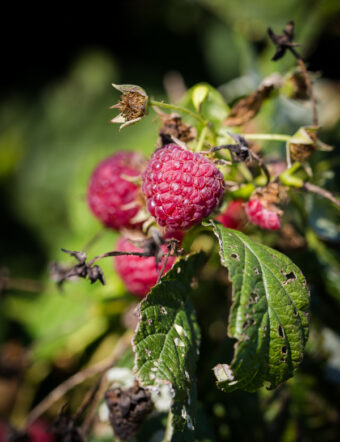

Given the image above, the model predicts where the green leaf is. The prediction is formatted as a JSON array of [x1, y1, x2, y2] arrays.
[[210, 221, 310, 392], [192, 85, 209, 112], [181, 83, 229, 127], [133, 253, 205, 433]]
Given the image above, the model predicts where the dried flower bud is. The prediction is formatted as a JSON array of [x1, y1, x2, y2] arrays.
[[110, 84, 148, 130], [289, 126, 332, 162], [105, 383, 153, 440], [156, 110, 196, 146]]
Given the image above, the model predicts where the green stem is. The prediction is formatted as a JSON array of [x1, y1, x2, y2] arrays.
[[245, 133, 291, 142], [245, 133, 293, 168], [195, 125, 208, 152], [162, 410, 174, 442], [151, 100, 206, 124]]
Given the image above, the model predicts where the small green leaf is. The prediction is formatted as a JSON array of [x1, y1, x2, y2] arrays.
[[133, 253, 205, 432], [211, 221, 310, 392], [181, 83, 229, 127], [192, 85, 209, 112]]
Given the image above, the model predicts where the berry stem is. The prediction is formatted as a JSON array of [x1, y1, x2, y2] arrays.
[[244, 133, 291, 142], [244, 133, 293, 168], [150, 100, 206, 124], [195, 125, 208, 152]]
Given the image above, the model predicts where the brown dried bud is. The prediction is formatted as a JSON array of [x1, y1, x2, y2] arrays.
[[224, 74, 282, 127], [289, 126, 332, 162], [110, 84, 148, 130], [105, 382, 154, 440], [156, 110, 196, 146]]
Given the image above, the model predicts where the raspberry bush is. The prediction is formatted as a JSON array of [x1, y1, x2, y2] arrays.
[[4, 16, 340, 442]]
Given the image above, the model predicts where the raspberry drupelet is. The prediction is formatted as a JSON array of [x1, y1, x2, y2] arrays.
[[87, 151, 143, 230], [114, 237, 176, 297], [142, 144, 225, 230]]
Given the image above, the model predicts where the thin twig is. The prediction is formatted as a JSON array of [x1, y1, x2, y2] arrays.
[[250, 151, 271, 185], [73, 376, 103, 423], [303, 183, 340, 209], [25, 331, 132, 427], [156, 249, 171, 285], [81, 373, 110, 437], [87, 250, 153, 266]]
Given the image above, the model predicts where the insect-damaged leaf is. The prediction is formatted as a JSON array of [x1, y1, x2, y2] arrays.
[[210, 221, 310, 392], [133, 253, 205, 433]]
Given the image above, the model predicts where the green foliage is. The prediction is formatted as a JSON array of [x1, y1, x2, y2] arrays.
[[210, 221, 310, 392], [134, 253, 205, 432]]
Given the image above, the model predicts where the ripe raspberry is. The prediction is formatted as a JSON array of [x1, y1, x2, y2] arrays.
[[87, 151, 143, 230], [114, 237, 176, 297], [142, 144, 225, 230], [216, 200, 246, 230], [245, 199, 281, 230]]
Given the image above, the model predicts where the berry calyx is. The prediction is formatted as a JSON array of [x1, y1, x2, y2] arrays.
[[87, 151, 144, 230], [216, 200, 246, 230], [114, 237, 176, 297], [142, 144, 225, 230], [245, 199, 281, 230]]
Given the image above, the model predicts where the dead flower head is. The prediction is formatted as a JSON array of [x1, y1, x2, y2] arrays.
[[156, 110, 197, 146], [110, 84, 149, 130], [289, 126, 333, 162]]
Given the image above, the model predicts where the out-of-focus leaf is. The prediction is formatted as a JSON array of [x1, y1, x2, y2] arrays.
[[192, 85, 209, 112], [181, 83, 229, 128], [210, 221, 310, 392], [306, 194, 340, 242], [133, 253, 205, 433]]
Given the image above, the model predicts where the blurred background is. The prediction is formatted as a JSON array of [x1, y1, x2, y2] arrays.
[[1, 1, 340, 441]]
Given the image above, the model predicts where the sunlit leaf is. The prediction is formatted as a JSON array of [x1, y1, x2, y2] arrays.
[[133, 253, 205, 432], [210, 221, 310, 392]]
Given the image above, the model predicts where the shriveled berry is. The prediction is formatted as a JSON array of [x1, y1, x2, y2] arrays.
[[87, 151, 143, 230], [142, 144, 225, 230], [245, 199, 281, 230], [114, 237, 176, 297], [216, 200, 246, 230]]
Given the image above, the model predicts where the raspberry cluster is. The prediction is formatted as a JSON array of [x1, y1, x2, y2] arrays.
[[87, 151, 142, 230], [142, 144, 225, 230], [114, 237, 176, 297]]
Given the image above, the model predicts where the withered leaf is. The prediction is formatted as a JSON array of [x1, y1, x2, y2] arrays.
[[224, 75, 282, 127]]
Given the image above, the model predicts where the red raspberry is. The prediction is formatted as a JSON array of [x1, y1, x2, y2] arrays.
[[245, 199, 281, 230], [216, 200, 246, 230], [87, 151, 142, 230], [142, 144, 225, 230], [114, 237, 176, 297]]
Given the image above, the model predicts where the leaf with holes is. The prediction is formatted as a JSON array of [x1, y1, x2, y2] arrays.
[[211, 221, 310, 392], [133, 253, 205, 433]]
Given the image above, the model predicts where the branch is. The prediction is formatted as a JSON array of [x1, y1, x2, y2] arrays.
[[303, 183, 340, 209], [25, 331, 132, 427]]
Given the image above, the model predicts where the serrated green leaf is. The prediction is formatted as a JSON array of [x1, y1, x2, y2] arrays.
[[210, 221, 310, 392], [133, 253, 205, 432]]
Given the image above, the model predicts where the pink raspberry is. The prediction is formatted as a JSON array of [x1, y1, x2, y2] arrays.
[[245, 199, 281, 230], [87, 151, 143, 230], [142, 144, 225, 230], [216, 200, 246, 230], [114, 237, 176, 297]]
